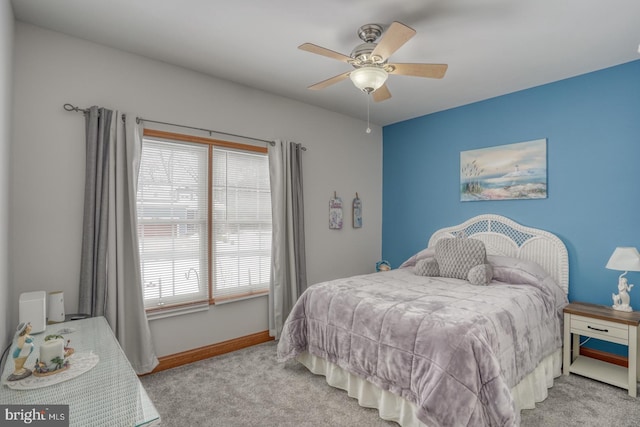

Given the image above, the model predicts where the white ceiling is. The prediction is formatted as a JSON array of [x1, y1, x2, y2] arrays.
[[11, 0, 640, 126]]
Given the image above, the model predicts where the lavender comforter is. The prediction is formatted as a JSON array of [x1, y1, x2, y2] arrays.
[[277, 257, 568, 427]]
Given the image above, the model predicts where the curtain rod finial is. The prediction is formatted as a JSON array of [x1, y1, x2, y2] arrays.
[[64, 103, 88, 114]]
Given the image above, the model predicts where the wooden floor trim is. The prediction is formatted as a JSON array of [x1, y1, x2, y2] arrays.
[[580, 347, 628, 368], [142, 330, 274, 375]]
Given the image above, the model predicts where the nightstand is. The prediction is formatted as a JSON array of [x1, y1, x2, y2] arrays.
[[563, 302, 640, 397]]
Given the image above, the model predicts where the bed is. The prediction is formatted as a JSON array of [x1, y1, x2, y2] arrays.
[[277, 214, 569, 426]]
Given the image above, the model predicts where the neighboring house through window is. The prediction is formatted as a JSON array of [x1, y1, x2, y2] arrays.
[[136, 129, 271, 312]]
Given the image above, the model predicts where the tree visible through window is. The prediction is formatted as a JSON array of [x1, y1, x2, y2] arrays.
[[136, 130, 271, 310]]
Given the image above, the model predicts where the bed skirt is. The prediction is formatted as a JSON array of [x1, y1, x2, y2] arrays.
[[297, 349, 562, 427]]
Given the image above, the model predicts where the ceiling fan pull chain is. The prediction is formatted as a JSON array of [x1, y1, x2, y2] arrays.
[[366, 94, 372, 134]]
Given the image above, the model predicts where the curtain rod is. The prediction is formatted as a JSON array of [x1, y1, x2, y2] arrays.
[[63, 103, 306, 150], [64, 103, 127, 123]]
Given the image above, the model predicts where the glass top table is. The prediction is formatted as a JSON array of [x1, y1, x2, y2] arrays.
[[1, 316, 160, 426]]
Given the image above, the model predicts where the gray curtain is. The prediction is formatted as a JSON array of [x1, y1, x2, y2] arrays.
[[78, 106, 158, 374], [268, 140, 307, 339], [79, 107, 110, 316]]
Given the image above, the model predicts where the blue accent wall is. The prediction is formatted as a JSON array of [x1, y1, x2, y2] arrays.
[[383, 60, 640, 353]]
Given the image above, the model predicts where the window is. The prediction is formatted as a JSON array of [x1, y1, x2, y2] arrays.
[[136, 129, 271, 311]]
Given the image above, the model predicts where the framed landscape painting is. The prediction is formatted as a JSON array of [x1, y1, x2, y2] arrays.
[[460, 139, 547, 201]]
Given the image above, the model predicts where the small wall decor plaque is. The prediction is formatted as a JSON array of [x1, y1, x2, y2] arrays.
[[329, 192, 343, 229], [352, 193, 362, 228]]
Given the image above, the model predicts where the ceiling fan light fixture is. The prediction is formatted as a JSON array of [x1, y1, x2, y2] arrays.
[[350, 67, 388, 93]]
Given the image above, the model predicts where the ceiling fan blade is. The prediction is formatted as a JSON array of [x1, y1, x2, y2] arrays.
[[389, 63, 448, 79], [372, 84, 391, 102], [299, 43, 352, 63], [371, 22, 416, 61], [307, 71, 351, 90]]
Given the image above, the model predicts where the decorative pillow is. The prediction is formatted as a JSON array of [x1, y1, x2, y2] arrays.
[[467, 263, 493, 286], [488, 255, 549, 284], [487, 255, 568, 311], [414, 258, 440, 277], [435, 238, 487, 280], [399, 247, 436, 269]]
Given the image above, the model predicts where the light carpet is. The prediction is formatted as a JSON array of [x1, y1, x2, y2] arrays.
[[140, 341, 640, 426]]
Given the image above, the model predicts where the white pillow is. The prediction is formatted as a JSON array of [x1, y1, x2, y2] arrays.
[[399, 247, 435, 269]]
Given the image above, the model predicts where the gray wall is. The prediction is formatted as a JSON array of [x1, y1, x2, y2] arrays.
[[10, 22, 383, 357], [1, 1, 14, 355]]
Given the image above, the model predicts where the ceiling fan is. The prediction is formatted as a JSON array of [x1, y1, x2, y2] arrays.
[[299, 21, 448, 102]]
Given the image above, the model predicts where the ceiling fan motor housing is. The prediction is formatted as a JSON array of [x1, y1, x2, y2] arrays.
[[357, 24, 383, 43], [351, 24, 385, 64], [351, 43, 376, 62]]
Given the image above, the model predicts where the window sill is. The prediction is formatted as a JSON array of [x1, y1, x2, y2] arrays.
[[146, 302, 209, 320], [145, 292, 268, 320], [214, 291, 268, 305]]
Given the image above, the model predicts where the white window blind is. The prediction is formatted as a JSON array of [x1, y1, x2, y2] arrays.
[[137, 139, 209, 309], [136, 130, 272, 311], [212, 147, 271, 301]]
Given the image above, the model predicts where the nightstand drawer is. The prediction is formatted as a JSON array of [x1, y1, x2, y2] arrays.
[[571, 314, 629, 344]]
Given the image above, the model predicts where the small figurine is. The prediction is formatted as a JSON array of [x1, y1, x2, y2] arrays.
[[7, 322, 34, 381], [376, 260, 391, 272], [612, 276, 634, 312]]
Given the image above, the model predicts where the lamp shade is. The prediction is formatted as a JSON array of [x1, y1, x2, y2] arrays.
[[349, 67, 388, 93], [606, 247, 640, 272]]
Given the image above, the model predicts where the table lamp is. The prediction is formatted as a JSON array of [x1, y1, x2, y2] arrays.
[[606, 246, 640, 312]]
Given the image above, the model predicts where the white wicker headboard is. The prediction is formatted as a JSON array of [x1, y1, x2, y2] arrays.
[[428, 214, 569, 294]]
